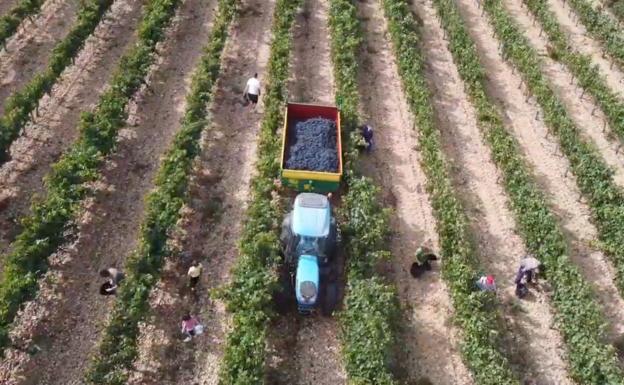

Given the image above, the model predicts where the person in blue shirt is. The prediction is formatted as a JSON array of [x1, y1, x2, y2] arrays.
[[360, 124, 374, 152]]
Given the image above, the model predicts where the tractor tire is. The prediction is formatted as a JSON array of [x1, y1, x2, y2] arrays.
[[321, 282, 338, 317]]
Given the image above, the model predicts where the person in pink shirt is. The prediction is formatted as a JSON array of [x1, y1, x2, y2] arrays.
[[181, 313, 203, 342]]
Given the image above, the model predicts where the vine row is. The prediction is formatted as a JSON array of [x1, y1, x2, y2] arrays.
[[0, 0, 180, 355], [0, 0, 116, 162], [429, 0, 624, 381], [483, 0, 624, 326], [380, 0, 518, 383], [565, 0, 624, 69], [84, 1, 238, 383], [216, 0, 301, 383], [523, 0, 624, 146], [0, 0, 45, 48], [329, 0, 400, 383]]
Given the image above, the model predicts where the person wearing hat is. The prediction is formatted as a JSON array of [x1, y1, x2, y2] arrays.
[[514, 256, 541, 298], [476, 274, 496, 292]]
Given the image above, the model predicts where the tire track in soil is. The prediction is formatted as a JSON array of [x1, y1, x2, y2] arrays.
[[0, 0, 219, 383], [353, 1, 473, 384], [0, 0, 79, 114], [126, 1, 274, 383], [545, 0, 624, 97], [265, 1, 345, 385], [0, 0, 143, 264], [504, 0, 624, 189], [413, 0, 573, 383], [454, 0, 624, 339]]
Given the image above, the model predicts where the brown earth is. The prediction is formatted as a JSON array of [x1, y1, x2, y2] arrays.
[[354, 0, 474, 384], [126, 0, 274, 383], [0, 0, 221, 382], [0, 0, 79, 113], [455, 0, 624, 339], [0, 0, 143, 261], [0, 0, 20, 18]]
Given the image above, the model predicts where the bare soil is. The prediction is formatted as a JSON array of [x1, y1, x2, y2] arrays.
[[414, 0, 574, 382], [0, 0, 19, 18], [0, 0, 143, 261], [265, 1, 346, 384], [0, 0, 221, 382], [455, 0, 624, 340], [504, 0, 624, 189], [126, 0, 274, 383], [354, 1, 473, 384], [545, 0, 624, 97], [0, 0, 79, 113]]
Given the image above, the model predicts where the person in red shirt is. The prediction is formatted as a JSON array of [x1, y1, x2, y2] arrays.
[[181, 313, 203, 342]]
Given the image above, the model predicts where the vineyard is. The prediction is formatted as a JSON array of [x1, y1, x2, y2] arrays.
[[2, 0, 624, 383]]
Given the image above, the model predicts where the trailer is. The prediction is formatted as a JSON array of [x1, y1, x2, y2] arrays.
[[280, 102, 343, 193]]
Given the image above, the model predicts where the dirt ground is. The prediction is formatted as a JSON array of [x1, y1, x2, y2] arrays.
[[126, 0, 274, 383], [354, 0, 474, 384], [0, 0, 79, 114], [454, 0, 624, 341], [0, 0, 220, 382], [0, 0, 143, 260], [504, 0, 624, 189], [0, 0, 20, 18]]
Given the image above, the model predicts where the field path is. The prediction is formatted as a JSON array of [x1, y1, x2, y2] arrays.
[[0, 0, 79, 112], [454, 0, 624, 339], [412, 0, 574, 382], [265, 1, 345, 384], [504, 0, 624, 189], [0, 0, 219, 383], [0, 0, 143, 260], [353, 1, 473, 383], [126, 0, 274, 383], [545, 0, 624, 96]]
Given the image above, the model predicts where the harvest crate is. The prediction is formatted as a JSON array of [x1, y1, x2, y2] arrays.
[[280, 102, 343, 192]]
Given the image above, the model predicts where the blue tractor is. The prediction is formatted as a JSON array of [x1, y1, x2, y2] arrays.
[[279, 193, 338, 315]]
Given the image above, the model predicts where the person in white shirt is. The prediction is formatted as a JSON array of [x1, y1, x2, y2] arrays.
[[243, 73, 261, 110], [187, 261, 203, 291]]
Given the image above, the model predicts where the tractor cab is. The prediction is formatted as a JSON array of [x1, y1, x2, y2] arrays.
[[280, 193, 337, 314]]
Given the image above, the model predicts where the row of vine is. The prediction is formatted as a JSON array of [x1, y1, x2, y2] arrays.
[[565, 0, 624, 69], [522, 0, 624, 146], [0, 0, 45, 48], [0, 0, 180, 355], [84, 1, 238, 383], [483, 0, 624, 317], [215, 0, 301, 383], [328, 0, 400, 383], [380, 0, 518, 383], [429, 0, 624, 382], [0, 0, 116, 162]]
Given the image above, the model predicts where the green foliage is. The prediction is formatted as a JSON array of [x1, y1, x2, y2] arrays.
[[0, 0, 181, 356], [0, 0, 115, 162], [83, 1, 238, 383], [0, 0, 44, 48], [565, 0, 624, 68], [432, 0, 624, 381], [328, 1, 399, 383], [216, 1, 300, 383], [381, 1, 519, 383], [523, 0, 624, 151]]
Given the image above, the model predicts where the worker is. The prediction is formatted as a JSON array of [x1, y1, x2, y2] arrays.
[[181, 313, 203, 342], [187, 260, 203, 291], [99, 267, 125, 295], [410, 246, 438, 278], [476, 274, 496, 292], [243, 73, 261, 110], [360, 124, 374, 152], [514, 256, 541, 298]]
